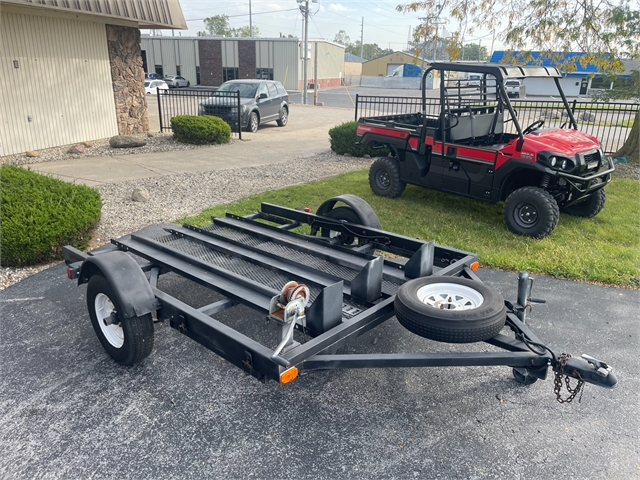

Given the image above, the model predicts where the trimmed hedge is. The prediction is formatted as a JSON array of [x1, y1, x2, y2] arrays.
[[0, 165, 102, 267], [171, 115, 232, 145], [328, 121, 390, 157]]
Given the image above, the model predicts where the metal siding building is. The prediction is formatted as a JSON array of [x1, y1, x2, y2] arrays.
[[140, 36, 341, 92], [1, 10, 118, 156], [0, 0, 186, 156], [142, 37, 199, 85]]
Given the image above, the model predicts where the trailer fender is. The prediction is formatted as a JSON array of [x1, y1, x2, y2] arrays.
[[78, 251, 159, 320], [315, 194, 381, 229]]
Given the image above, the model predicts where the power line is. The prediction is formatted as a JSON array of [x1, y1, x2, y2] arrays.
[[185, 8, 297, 22]]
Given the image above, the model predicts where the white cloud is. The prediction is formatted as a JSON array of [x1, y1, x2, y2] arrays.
[[327, 3, 350, 12]]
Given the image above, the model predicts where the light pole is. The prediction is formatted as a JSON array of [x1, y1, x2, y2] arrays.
[[297, 0, 310, 105]]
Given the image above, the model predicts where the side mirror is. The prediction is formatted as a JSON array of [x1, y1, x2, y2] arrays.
[[259, 93, 268, 99]]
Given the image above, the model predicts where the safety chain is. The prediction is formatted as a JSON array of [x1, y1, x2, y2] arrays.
[[553, 353, 585, 404]]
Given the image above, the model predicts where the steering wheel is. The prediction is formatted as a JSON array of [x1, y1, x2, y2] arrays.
[[523, 119, 545, 135]]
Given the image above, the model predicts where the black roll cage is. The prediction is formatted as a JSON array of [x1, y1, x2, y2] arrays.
[[421, 62, 579, 151]]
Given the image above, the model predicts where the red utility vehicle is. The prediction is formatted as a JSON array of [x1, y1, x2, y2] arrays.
[[356, 62, 614, 238]]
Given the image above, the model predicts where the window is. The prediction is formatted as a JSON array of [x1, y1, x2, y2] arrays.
[[257, 83, 269, 98], [223, 67, 239, 82], [256, 68, 273, 80], [176, 65, 181, 76], [196, 66, 201, 85], [267, 83, 278, 97], [276, 82, 288, 95], [155, 65, 163, 77]]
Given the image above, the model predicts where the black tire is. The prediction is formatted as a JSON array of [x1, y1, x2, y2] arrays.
[[394, 276, 506, 343], [503, 187, 559, 238], [247, 111, 259, 133], [86, 274, 154, 365], [369, 157, 406, 198], [320, 206, 361, 245], [561, 189, 606, 218], [277, 106, 288, 127]]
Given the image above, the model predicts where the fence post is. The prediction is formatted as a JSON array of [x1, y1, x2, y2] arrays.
[[157, 89, 163, 132], [237, 91, 242, 140], [355, 94, 359, 122]]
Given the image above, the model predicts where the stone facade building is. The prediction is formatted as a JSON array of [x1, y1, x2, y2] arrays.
[[0, 0, 185, 156]]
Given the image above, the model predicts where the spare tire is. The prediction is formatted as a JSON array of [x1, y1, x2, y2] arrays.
[[394, 276, 506, 343]]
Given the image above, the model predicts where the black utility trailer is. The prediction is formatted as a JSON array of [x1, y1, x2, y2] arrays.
[[64, 196, 617, 401]]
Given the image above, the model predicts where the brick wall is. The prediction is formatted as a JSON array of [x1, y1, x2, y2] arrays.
[[238, 40, 256, 79], [199, 40, 223, 87]]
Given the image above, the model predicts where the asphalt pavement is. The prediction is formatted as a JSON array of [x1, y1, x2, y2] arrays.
[[1, 103, 639, 479]]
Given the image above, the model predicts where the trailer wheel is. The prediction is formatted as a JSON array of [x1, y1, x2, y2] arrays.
[[87, 274, 154, 365], [320, 206, 362, 245], [394, 276, 506, 343], [503, 187, 559, 238], [369, 157, 406, 198], [561, 189, 606, 218]]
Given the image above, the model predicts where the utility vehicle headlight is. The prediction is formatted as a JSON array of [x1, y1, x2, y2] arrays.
[[549, 156, 557, 167]]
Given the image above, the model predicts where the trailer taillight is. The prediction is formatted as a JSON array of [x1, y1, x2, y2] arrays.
[[280, 367, 298, 384], [67, 267, 74, 279]]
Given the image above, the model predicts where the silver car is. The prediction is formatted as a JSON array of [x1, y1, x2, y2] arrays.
[[164, 75, 190, 88]]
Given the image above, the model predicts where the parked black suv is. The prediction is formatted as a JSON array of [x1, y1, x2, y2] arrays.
[[199, 80, 289, 132]]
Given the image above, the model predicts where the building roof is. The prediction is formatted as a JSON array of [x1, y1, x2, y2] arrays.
[[1, 0, 186, 29], [489, 51, 599, 75], [344, 53, 366, 63]]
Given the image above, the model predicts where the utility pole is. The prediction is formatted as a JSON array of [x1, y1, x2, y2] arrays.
[[360, 17, 364, 58], [478, 39, 482, 62], [249, 0, 253, 38], [297, 0, 310, 104]]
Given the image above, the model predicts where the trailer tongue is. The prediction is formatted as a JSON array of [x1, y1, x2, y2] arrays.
[[64, 195, 617, 402]]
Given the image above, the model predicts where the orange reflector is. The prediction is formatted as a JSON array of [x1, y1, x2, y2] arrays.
[[280, 367, 299, 384], [470, 261, 480, 271]]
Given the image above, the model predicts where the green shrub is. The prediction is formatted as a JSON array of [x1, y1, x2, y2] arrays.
[[0, 165, 102, 267], [171, 115, 232, 145], [328, 121, 390, 157]]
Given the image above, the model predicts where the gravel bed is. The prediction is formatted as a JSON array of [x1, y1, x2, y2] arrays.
[[0, 132, 209, 166], [0, 141, 370, 289]]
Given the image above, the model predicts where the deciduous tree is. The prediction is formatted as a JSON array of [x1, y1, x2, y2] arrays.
[[398, 0, 639, 162]]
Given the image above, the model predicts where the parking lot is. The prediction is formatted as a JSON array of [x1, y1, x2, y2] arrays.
[[1, 221, 638, 479]]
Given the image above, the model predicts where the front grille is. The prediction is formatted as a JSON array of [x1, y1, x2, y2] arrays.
[[203, 105, 233, 116], [583, 150, 601, 164]]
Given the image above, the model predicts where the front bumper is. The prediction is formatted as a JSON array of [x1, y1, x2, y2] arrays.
[[557, 154, 615, 201]]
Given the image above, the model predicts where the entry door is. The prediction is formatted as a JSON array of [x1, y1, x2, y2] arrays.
[[580, 78, 588, 95]]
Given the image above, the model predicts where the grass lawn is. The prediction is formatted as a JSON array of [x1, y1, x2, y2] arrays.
[[181, 171, 640, 288]]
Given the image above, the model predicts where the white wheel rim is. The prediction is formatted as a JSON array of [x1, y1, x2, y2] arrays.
[[416, 283, 484, 310], [94, 293, 124, 348]]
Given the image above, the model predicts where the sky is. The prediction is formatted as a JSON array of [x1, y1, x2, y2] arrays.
[[148, 0, 504, 53]]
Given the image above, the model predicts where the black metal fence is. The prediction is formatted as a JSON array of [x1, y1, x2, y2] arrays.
[[157, 89, 242, 139], [355, 94, 638, 155]]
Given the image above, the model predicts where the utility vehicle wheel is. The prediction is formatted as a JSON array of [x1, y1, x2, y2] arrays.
[[87, 274, 154, 365], [561, 189, 606, 218], [394, 276, 506, 343], [247, 112, 259, 133], [512, 368, 538, 385], [503, 187, 559, 238], [320, 206, 362, 245], [277, 107, 288, 127], [369, 157, 406, 198]]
